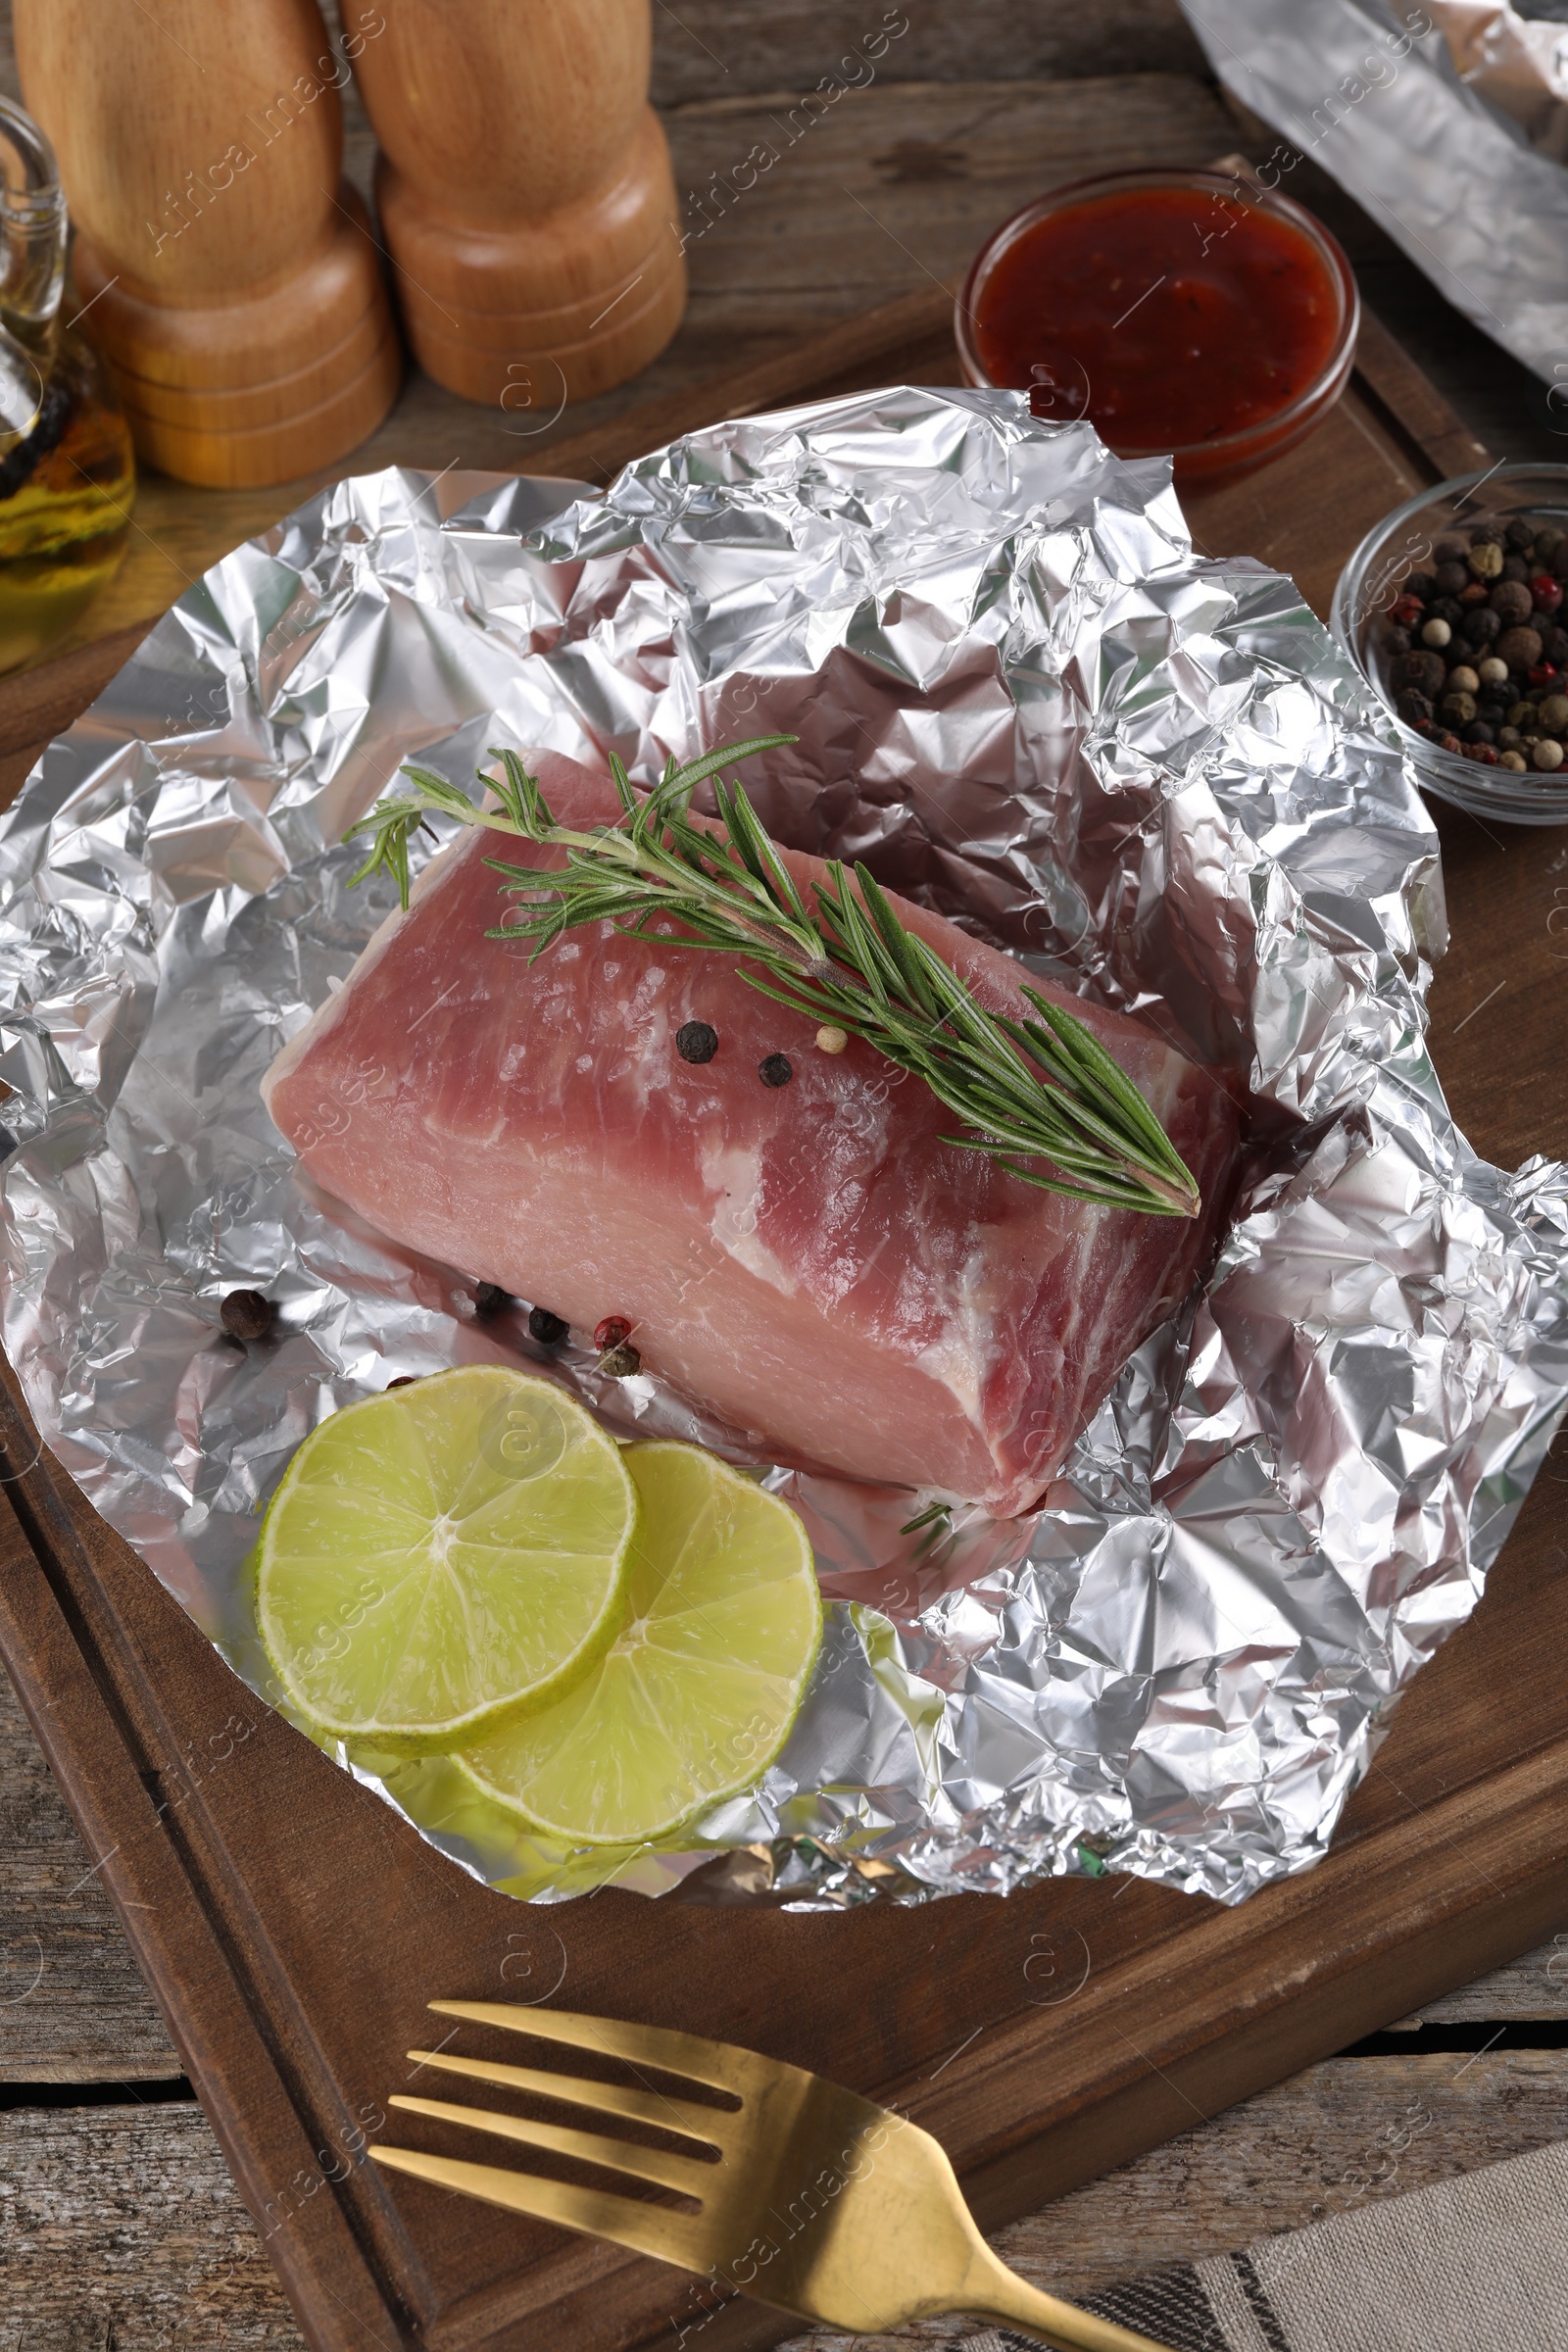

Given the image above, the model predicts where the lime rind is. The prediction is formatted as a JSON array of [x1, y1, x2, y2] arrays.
[[455, 1439, 822, 1846], [256, 1365, 637, 1753]]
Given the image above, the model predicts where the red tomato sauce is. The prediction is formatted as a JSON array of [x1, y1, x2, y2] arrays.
[[970, 186, 1341, 452]]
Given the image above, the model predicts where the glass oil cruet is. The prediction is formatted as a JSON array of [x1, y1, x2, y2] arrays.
[[0, 93, 134, 673]]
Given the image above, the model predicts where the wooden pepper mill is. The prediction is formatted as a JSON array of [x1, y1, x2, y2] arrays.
[[15, 0, 400, 489], [351, 0, 686, 407]]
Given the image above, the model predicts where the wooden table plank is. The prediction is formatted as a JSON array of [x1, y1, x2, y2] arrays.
[[637, 0, 1211, 106], [1399, 1944, 1568, 2025], [0, 1664, 177, 2081], [0, 0, 1213, 115], [8, 2050, 1567, 2352]]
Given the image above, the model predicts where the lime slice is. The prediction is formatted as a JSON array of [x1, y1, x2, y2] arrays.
[[456, 1441, 822, 1844], [256, 1365, 636, 1753]]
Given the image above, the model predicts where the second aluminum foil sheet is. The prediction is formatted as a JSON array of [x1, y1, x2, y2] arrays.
[[1181, 0, 1568, 391], [2, 387, 1566, 1911]]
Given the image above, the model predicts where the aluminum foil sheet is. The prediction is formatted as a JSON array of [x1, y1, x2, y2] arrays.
[[1181, 0, 1568, 388], [3, 387, 1567, 1914]]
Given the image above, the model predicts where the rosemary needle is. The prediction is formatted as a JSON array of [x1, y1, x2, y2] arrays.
[[347, 735, 1200, 1219]]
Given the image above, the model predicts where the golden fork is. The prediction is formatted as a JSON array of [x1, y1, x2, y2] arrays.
[[369, 2001, 1178, 2352]]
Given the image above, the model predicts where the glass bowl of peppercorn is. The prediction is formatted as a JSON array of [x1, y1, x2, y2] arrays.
[[1332, 463, 1568, 824]]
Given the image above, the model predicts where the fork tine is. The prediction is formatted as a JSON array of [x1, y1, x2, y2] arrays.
[[405, 2047, 726, 2148], [369, 2144, 707, 2271], [428, 2000, 749, 2095], [389, 2092, 714, 2199]]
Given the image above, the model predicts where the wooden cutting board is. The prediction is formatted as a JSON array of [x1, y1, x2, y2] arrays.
[[0, 288, 1565, 2352]]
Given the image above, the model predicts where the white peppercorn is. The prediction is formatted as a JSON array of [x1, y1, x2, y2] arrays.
[[1446, 664, 1480, 695], [1532, 737, 1565, 771], [1477, 656, 1509, 690], [1420, 616, 1451, 648], [1537, 693, 1568, 734], [1498, 750, 1529, 772]]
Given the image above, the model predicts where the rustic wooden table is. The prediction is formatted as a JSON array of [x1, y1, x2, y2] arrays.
[[2, 8, 1567, 2348]]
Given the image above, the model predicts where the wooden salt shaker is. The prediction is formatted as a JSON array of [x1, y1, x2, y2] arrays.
[[15, 0, 400, 488], [351, 0, 686, 407]]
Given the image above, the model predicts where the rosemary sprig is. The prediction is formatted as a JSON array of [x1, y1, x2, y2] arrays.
[[347, 736, 1200, 1219]]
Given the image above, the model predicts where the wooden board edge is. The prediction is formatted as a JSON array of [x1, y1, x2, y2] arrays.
[[0, 1381, 426, 2352], [516, 282, 956, 490], [946, 1744, 1568, 2213], [1349, 307, 1493, 487], [360, 1722, 1568, 2352]]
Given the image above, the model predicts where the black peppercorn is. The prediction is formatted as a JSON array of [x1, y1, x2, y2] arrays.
[[1460, 606, 1501, 647], [1384, 625, 1411, 659], [1461, 720, 1494, 745], [1405, 570, 1436, 602], [528, 1305, 568, 1347], [1397, 650, 1446, 699], [1501, 553, 1531, 584], [1428, 596, 1464, 627], [220, 1289, 273, 1342], [1395, 688, 1434, 725], [598, 1341, 642, 1378], [1544, 625, 1568, 667], [676, 1019, 718, 1064], [474, 1281, 509, 1316], [1432, 560, 1468, 597], [759, 1054, 793, 1088], [1497, 624, 1544, 671], [1505, 517, 1537, 551]]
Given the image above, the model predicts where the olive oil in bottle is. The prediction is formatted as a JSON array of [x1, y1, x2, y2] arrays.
[[0, 95, 133, 673]]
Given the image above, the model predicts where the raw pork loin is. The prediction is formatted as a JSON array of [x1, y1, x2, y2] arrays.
[[265, 752, 1239, 1515]]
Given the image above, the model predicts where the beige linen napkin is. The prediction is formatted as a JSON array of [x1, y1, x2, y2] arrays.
[[954, 2135, 1568, 2351]]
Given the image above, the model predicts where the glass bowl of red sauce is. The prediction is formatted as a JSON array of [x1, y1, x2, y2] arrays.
[[956, 168, 1360, 490]]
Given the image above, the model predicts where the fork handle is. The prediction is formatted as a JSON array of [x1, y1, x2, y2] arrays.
[[962, 2246, 1184, 2352]]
